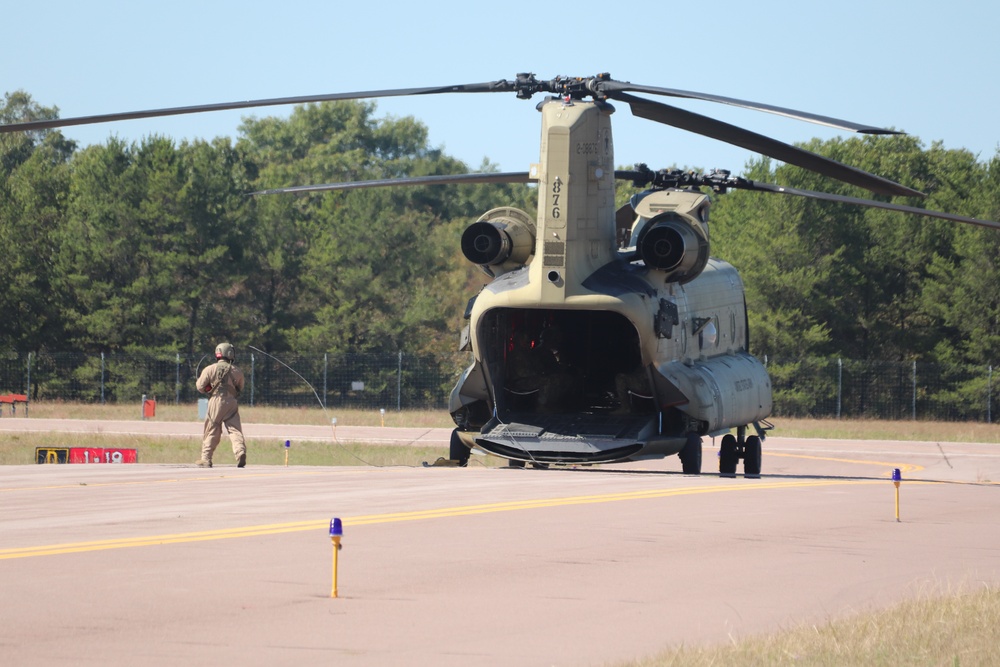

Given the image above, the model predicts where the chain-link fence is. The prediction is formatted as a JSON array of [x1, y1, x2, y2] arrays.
[[765, 357, 996, 422], [0, 352, 995, 421], [0, 351, 465, 411]]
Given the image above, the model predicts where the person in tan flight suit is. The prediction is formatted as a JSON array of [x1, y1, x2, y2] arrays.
[[195, 342, 246, 468]]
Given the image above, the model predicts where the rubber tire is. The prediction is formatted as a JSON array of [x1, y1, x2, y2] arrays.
[[679, 434, 702, 475], [449, 429, 470, 467], [743, 435, 762, 478], [719, 434, 738, 477]]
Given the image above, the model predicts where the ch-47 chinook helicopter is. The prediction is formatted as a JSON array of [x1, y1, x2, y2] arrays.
[[5, 73, 999, 475]]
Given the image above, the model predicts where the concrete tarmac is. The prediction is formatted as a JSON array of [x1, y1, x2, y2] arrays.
[[1, 423, 999, 666]]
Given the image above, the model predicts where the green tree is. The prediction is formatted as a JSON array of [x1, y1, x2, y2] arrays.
[[710, 158, 832, 361], [155, 137, 255, 354], [55, 136, 253, 354], [711, 136, 992, 364], [921, 151, 1000, 368], [0, 92, 74, 352], [238, 101, 533, 359]]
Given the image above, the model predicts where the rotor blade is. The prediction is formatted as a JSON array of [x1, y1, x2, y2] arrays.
[[249, 171, 534, 196], [0, 81, 515, 134], [615, 93, 924, 198], [599, 80, 900, 135], [741, 180, 1000, 231]]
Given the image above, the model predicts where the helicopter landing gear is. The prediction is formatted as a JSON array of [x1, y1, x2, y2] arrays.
[[743, 435, 762, 478], [718, 429, 762, 478], [679, 433, 702, 475], [449, 429, 470, 467], [719, 434, 739, 477]]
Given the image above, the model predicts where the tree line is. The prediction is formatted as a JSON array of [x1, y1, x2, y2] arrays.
[[2, 90, 998, 413], [1, 91, 532, 364]]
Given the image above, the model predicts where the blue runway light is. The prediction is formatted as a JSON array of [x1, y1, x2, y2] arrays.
[[285, 439, 291, 448], [892, 468, 901, 482], [329, 517, 343, 598]]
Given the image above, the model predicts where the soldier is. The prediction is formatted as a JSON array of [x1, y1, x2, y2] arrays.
[[195, 342, 246, 468]]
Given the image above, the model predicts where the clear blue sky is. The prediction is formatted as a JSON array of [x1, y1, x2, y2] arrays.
[[6, 0, 999, 179]]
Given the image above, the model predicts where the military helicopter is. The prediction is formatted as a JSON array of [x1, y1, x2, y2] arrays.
[[5, 73, 998, 475]]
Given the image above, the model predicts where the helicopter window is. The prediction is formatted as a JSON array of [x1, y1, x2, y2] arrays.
[[701, 318, 718, 349]]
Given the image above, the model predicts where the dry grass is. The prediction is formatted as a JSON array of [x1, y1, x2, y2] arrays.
[[774, 417, 1000, 444], [10, 401, 1000, 441], [0, 402, 502, 466], [618, 585, 1000, 667], [0, 431, 462, 467], [15, 401, 453, 428], [2, 402, 997, 466]]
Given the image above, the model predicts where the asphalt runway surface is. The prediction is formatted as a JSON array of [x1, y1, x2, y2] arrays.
[[2, 420, 999, 666]]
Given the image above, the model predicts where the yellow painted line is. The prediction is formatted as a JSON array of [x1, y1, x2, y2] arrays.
[[0, 478, 876, 560], [768, 451, 924, 474]]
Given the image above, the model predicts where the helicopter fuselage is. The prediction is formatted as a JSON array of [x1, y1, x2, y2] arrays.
[[449, 97, 772, 465]]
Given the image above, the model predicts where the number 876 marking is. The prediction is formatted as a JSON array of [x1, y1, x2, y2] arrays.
[[551, 177, 562, 219]]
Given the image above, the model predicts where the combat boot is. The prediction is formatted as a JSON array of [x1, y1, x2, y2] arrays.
[[237, 453, 246, 468], [196, 459, 213, 468]]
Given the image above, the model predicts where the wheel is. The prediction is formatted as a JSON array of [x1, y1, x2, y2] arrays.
[[679, 434, 702, 475], [719, 434, 738, 477], [449, 429, 470, 467], [743, 435, 762, 478]]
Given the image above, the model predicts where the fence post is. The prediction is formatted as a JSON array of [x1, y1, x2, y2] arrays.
[[836, 357, 842, 419], [912, 361, 917, 420], [250, 353, 255, 407], [26, 352, 32, 416], [175, 353, 181, 405], [100, 352, 106, 405], [323, 353, 328, 409], [989, 365, 993, 424], [397, 351, 403, 412]]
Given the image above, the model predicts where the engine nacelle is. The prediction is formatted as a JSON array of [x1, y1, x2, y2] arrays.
[[631, 190, 711, 284], [461, 207, 535, 277]]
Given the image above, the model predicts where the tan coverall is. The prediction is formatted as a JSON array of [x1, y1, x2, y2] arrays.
[[196, 360, 246, 465]]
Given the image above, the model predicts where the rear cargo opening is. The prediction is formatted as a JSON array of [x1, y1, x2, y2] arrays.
[[478, 307, 655, 418]]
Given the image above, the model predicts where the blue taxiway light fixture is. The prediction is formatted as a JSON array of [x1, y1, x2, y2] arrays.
[[892, 468, 902, 522], [329, 517, 343, 598]]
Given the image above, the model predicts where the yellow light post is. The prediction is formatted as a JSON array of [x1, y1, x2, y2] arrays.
[[892, 468, 901, 522], [284, 439, 290, 466], [329, 518, 343, 598]]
